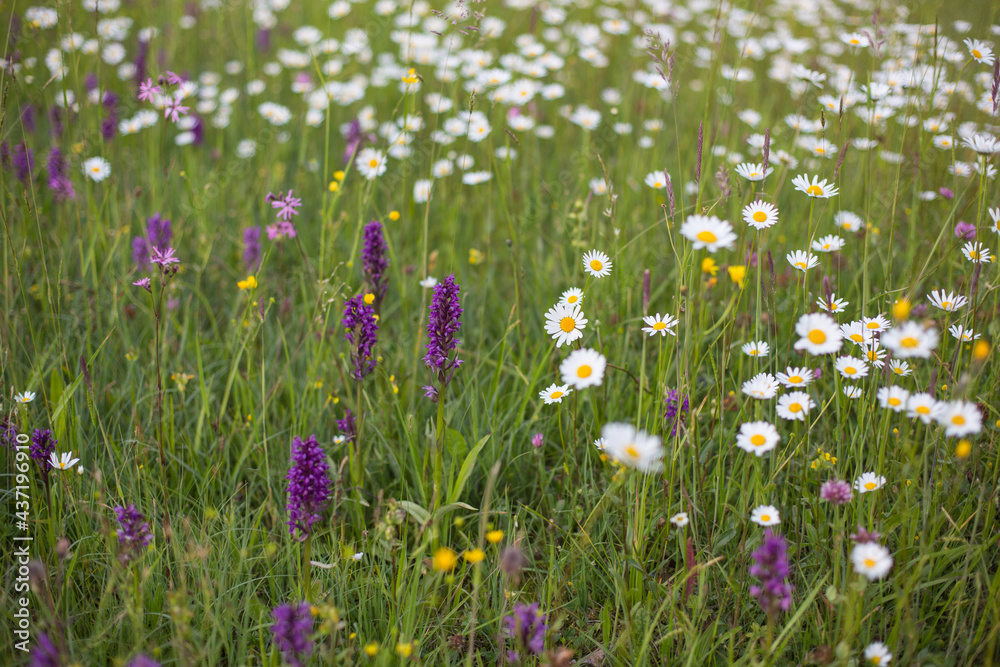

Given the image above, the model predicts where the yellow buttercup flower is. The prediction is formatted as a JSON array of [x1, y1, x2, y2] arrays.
[[364, 293, 375, 305], [463, 548, 485, 563], [364, 643, 379, 657], [389, 210, 400, 221], [701, 257, 719, 276], [328, 181, 340, 192], [401, 68, 419, 84], [892, 297, 911, 320], [955, 440, 972, 459], [486, 530, 504, 544], [433, 547, 457, 571], [973, 340, 990, 360], [469, 248, 484, 265], [237, 275, 258, 290], [727, 265, 747, 288], [396, 642, 413, 658], [334, 170, 346, 181]]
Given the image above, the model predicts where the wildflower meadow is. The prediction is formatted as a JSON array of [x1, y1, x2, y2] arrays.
[[3, 0, 1000, 664]]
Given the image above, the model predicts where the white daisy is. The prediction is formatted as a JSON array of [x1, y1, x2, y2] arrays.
[[15, 391, 36, 404], [642, 313, 679, 337], [582, 250, 612, 278], [961, 242, 992, 263], [794, 313, 843, 355], [786, 250, 819, 272], [792, 173, 839, 198], [643, 171, 668, 189], [949, 324, 980, 341], [861, 314, 891, 333], [741, 340, 768, 357], [679, 215, 737, 253], [776, 367, 813, 388], [888, 359, 912, 377], [82, 156, 111, 182], [560, 348, 606, 390], [559, 288, 584, 306], [877, 386, 910, 412], [882, 322, 938, 358], [48, 451, 80, 471], [750, 505, 781, 526], [812, 235, 845, 252], [544, 302, 587, 348], [936, 400, 982, 437], [355, 147, 387, 180], [776, 391, 815, 421], [862, 342, 886, 368], [601, 422, 664, 473], [539, 383, 572, 405], [669, 512, 689, 527], [834, 210, 863, 232], [835, 356, 869, 380], [863, 641, 892, 665], [843, 385, 863, 399], [735, 421, 780, 456], [742, 372, 779, 400], [854, 472, 886, 493], [734, 162, 774, 182], [851, 542, 893, 580], [817, 294, 849, 313], [742, 200, 779, 230], [906, 393, 940, 423]]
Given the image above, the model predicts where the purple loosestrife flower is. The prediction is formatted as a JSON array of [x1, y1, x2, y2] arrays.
[[134, 40, 150, 91], [286, 435, 332, 541], [114, 505, 153, 564], [362, 220, 389, 306], [424, 275, 464, 386], [337, 409, 356, 443], [749, 529, 793, 617], [271, 602, 313, 667], [46, 147, 76, 201], [504, 602, 547, 662], [243, 226, 262, 272], [342, 295, 379, 381], [820, 479, 853, 505], [29, 632, 62, 667]]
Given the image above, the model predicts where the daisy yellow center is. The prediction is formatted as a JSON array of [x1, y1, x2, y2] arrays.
[[760, 514, 771, 522], [806, 184, 823, 196], [696, 230, 718, 243], [972, 49, 982, 59], [888, 397, 901, 406], [865, 482, 876, 490], [550, 391, 563, 399], [845, 366, 857, 375], [893, 367, 904, 374], [560, 317, 576, 332], [590, 259, 603, 271], [916, 406, 930, 414], [789, 375, 803, 384], [952, 415, 966, 425], [851, 334, 864, 342], [576, 365, 592, 378], [850, 38, 860, 44], [864, 557, 876, 568], [941, 301, 952, 309], [795, 261, 806, 268], [752, 211, 767, 223], [653, 322, 667, 330], [567, 295, 578, 303], [823, 244, 831, 250], [866, 322, 879, 329], [750, 434, 766, 446], [815, 147, 826, 154], [750, 172, 760, 178], [872, 658, 882, 665], [625, 445, 640, 459], [750, 350, 758, 355], [369, 158, 379, 168], [788, 403, 802, 413], [808, 329, 827, 344], [901, 336, 919, 348], [867, 351, 877, 360]]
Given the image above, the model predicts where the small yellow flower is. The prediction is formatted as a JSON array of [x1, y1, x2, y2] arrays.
[[433, 547, 457, 571], [464, 548, 486, 563], [364, 293, 375, 305], [892, 297, 911, 320], [453, 517, 465, 527], [973, 340, 990, 360], [328, 181, 340, 193], [955, 440, 972, 459], [401, 68, 419, 84], [701, 257, 719, 276], [389, 210, 400, 221], [396, 642, 414, 658], [727, 265, 746, 288], [486, 530, 504, 544], [469, 248, 484, 265], [333, 170, 345, 181], [237, 275, 258, 290], [364, 643, 379, 657]]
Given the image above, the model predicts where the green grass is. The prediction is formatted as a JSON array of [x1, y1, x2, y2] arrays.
[[2, 0, 1000, 664]]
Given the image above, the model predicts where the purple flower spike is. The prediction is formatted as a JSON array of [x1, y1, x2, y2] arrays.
[[114, 505, 153, 564], [749, 529, 793, 617], [362, 220, 389, 306], [243, 226, 262, 272], [285, 435, 332, 541], [336, 409, 357, 443], [424, 275, 463, 387], [271, 602, 313, 667], [341, 295, 379, 381], [504, 602, 547, 662]]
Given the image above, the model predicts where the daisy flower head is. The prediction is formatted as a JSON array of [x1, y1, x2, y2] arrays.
[[834, 210, 863, 232], [936, 400, 982, 437], [750, 505, 781, 527], [593, 438, 606, 451], [680, 215, 737, 253], [356, 147, 387, 180], [854, 472, 886, 493], [786, 250, 819, 272], [862, 341, 886, 368], [776, 391, 815, 421], [990, 207, 1000, 234], [888, 359, 911, 377], [882, 322, 938, 358], [962, 241, 992, 263], [643, 171, 668, 189], [792, 173, 839, 198], [794, 312, 843, 355], [544, 302, 587, 347], [861, 314, 891, 333], [736, 421, 781, 456], [642, 313, 679, 337], [964, 38, 995, 65], [559, 348, 606, 390], [559, 287, 584, 306], [851, 542, 893, 580], [742, 372, 779, 400], [961, 132, 1000, 155], [742, 200, 779, 230], [843, 385, 863, 399], [877, 386, 910, 412], [817, 293, 849, 313], [741, 340, 768, 357], [83, 156, 111, 182], [48, 451, 80, 471], [906, 392, 940, 423], [670, 512, 689, 527], [776, 367, 813, 388], [601, 422, 664, 473], [812, 235, 845, 253], [835, 356, 869, 380], [15, 390, 36, 404], [949, 324, 980, 341], [582, 250, 612, 278], [734, 162, 774, 182], [863, 642, 892, 665], [539, 383, 572, 405]]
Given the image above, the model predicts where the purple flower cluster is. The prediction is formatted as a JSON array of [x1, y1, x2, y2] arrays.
[[342, 295, 379, 381], [336, 409, 357, 444], [342, 118, 374, 164], [243, 226, 262, 272], [266, 190, 301, 240], [664, 389, 689, 437], [850, 527, 881, 544], [820, 479, 853, 505], [954, 221, 976, 240], [749, 529, 793, 617], [271, 602, 313, 667], [362, 220, 389, 307], [114, 505, 153, 564], [46, 148, 76, 201], [424, 275, 463, 386], [12, 142, 34, 183], [132, 214, 173, 271], [286, 435, 332, 541], [126, 656, 161, 667], [504, 602, 547, 662], [29, 632, 61, 667], [0, 415, 18, 449], [29, 429, 56, 477]]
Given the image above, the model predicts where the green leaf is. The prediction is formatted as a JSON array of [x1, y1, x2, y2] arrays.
[[447, 433, 490, 505]]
